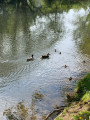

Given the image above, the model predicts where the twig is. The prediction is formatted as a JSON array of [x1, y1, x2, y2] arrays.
[[45, 106, 65, 120]]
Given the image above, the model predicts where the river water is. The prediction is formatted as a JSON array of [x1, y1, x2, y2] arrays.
[[0, 5, 90, 120]]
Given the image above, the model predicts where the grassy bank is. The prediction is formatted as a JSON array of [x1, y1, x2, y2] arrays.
[[55, 73, 90, 120]]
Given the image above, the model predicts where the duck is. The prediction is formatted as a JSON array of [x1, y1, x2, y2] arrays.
[[68, 77, 72, 81], [40, 53, 50, 59], [64, 65, 67, 68], [27, 54, 34, 61]]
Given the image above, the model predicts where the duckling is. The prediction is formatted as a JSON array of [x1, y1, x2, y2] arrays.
[[40, 53, 49, 59], [83, 60, 85, 63], [59, 52, 61, 54], [68, 77, 72, 81], [47, 53, 50, 55], [64, 65, 67, 68], [55, 49, 56, 52], [27, 54, 34, 61]]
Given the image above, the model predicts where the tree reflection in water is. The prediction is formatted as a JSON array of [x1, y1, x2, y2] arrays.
[[3, 91, 44, 120]]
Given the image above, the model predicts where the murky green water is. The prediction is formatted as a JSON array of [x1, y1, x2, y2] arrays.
[[0, 5, 90, 120]]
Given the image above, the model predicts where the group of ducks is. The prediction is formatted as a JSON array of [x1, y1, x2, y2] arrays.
[[26, 49, 61, 61], [26, 49, 86, 81], [26, 53, 50, 61]]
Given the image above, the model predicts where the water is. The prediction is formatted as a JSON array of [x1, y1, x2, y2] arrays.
[[0, 5, 90, 120]]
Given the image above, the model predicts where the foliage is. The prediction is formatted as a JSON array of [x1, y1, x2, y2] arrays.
[[66, 73, 90, 102], [0, 0, 90, 13], [75, 73, 90, 100], [56, 74, 90, 120], [73, 110, 90, 120], [56, 117, 63, 120], [45, 0, 55, 6], [82, 91, 90, 103]]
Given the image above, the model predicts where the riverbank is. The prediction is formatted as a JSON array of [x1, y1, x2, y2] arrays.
[[55, 73, 90, 120]]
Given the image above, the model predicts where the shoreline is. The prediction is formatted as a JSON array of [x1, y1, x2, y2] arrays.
[[54, 73, 90, 120], [43, 73, 90, 120]]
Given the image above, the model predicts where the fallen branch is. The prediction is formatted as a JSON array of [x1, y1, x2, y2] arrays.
[[45, 106, 65, 120]]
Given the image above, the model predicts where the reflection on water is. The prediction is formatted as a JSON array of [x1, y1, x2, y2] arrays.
[[4, 102, 28, 120], [3, 91, 45, 120], [0, 5, 90, 120], [73, 8, 90, 56]]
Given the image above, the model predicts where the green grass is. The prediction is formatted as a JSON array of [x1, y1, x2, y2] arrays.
[[73, 110, 90, 120], [56, 118, 63, 120], [75, 73, 90, 101], [82, 91, 90, 103], [55, 74, 90, 120], [65, 73, 90, 102]]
